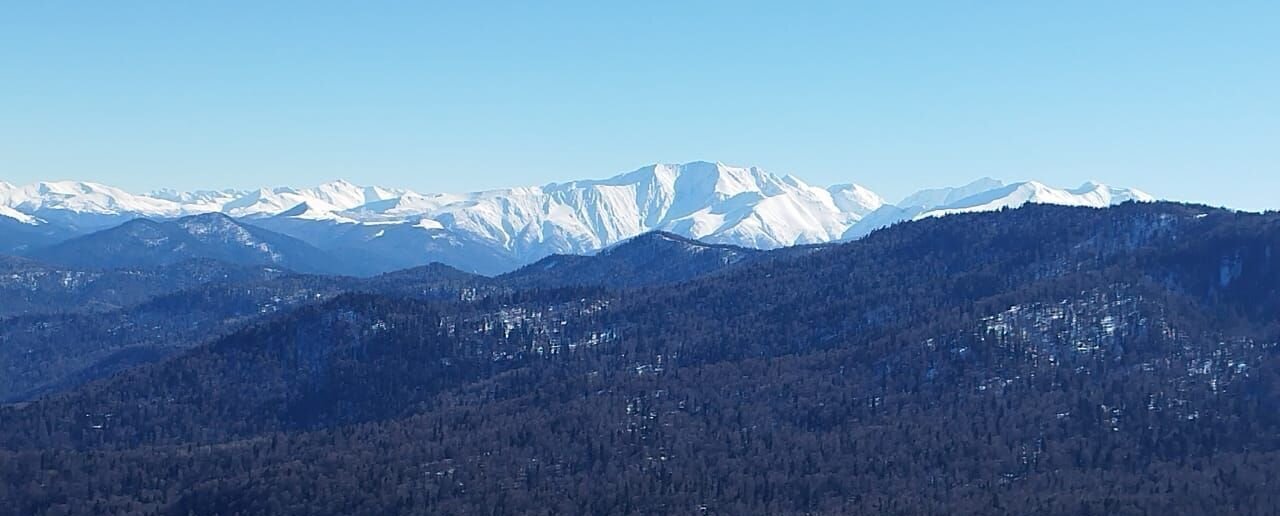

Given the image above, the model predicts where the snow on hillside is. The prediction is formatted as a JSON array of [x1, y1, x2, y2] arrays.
[[3, 181, 188, 218], [0, 204, 41, 225], [842, 179, 1153, 239], [912, 181, 1155, 220], [898, 177, 1006, 211], [2, 163, 1153, 269]]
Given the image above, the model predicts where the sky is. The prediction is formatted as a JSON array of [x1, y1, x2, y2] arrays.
[[2, 2, 1277, 210]]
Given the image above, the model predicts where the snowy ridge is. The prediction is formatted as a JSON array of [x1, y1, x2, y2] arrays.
[[844, 179, 1154, 239], [898, 177, 1006, 211], [2, 162, 1153, 272], [1, 181, 188, 220], [0, 204, 41, 225], [913, 181, 1155, 220]]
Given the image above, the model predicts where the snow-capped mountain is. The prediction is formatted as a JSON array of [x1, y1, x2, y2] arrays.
[[215, 181, 409, 220], [842, 179, 1155, 240], [0, 204, 40, 225], [898, 177, 1007, 212], [1, 162, 1154, 274], [912, 180, 1154, 219], [407, 162, 877, 257], [0, 180, 194, 227]]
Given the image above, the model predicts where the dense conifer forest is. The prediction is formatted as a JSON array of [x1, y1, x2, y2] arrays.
[[3, 202, 1280, 515]]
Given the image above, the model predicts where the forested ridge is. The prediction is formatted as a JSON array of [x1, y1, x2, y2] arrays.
[[3, 202, 1280, 515]]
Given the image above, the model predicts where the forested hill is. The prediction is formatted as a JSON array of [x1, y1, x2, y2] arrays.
[[4, 202, 1280, 515], [497, 231, 767, 289]]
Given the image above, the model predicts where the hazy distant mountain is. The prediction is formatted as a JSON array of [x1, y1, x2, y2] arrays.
[[843, 179, 1154, 240], [27, 213, 346, 275], [0, 214, 72, 254]]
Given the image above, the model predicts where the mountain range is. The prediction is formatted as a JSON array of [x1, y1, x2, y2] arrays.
[[1, 161, 1154, 274]]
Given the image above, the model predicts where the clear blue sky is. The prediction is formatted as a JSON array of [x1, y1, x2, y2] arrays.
[[2, 2, 1277, 210]]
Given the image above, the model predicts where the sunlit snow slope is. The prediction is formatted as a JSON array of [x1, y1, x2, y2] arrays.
[[2, 162, 1152, 273]]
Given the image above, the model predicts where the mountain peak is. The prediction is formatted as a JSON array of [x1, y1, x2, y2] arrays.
[[178, 211, 238, 224], [603, 161, 744, 186], [321, 179, 358, 188], [607, 230, 710, 250], [899, 177, 1006, 210], [828, 183, 886, 215]]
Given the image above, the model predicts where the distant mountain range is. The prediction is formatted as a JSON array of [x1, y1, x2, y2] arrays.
[[0, 162, 1154, 274]]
